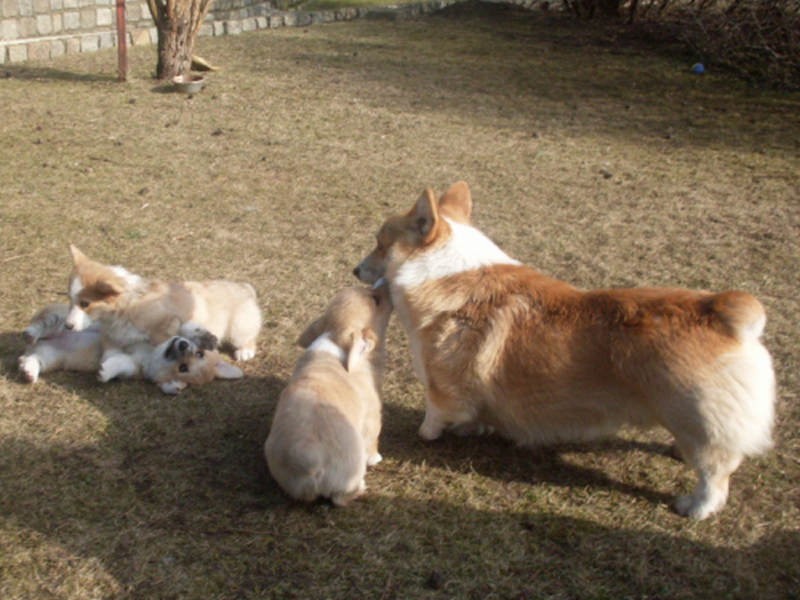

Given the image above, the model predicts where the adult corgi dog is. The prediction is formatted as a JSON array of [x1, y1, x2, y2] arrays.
[[353, 181, 775, 520], [64, 244, 262, 362], [265, 284, 392, 506], [20, 304, 243, 394]]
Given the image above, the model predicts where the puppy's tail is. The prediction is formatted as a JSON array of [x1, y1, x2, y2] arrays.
[[712, 291, 767, 342]]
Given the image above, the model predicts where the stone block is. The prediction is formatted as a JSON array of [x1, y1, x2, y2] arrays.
[[52, 12, 61, 31], [224, 19, 241, 34], [80, 7, 95, 28], [19, 15, 35, 35], [33, 0, 47, 12], [49, 38, 65, 57], [98, 30, 113, 48], [96, 6, 112, 25], [1, 18, 19, 39], [80, 33, 98, 52], [212, 20, 224, 35], [256, 15, 266, 28], [65, 36, 80, 53], [28, 39, 49, 60], [8, 43, 27, 61], [0, 45, 6, 63], [130, 27, 149, 45], [63, 10, 79, 29], [242, 16, 256, 31], [35, 13, 51, 34], [18, 0, 30, 16], [1, 0, 20, 18]]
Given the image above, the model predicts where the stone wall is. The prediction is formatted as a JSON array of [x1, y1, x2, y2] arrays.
[[0, 0, 456, 64]]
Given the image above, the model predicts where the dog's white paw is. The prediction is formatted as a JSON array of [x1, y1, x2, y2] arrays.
[[418, 420, 444, 441], [159, 380, 188, 395], [234, 348, 255, 361], [674, 491, 726, 520], [19, 355, 41, 383], [367, 453, 383, 467]]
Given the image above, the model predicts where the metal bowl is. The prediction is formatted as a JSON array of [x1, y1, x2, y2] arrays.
[[172, 74, 206, 94]]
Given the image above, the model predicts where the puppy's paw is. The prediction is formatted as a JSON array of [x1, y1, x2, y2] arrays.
[[234, 348, 256, 361], [22, 325, 41, 344], [367, 453, 383, 467], [19, 355, 41, 383], [159, 380, 188, 395], [178, 322, 218, 351]]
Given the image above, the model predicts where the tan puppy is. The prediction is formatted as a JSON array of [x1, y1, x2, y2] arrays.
[[265, 284, 392, 506], [354, 181, 776, 520], [19, 304, 243, 394], [64, 244, 262, 372]]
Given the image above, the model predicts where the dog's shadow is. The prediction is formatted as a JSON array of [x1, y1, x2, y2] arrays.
[[378, 399, 679, 509]]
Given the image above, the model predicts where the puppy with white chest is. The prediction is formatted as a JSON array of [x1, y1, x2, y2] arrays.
[[64, 244, 262, 368], [265, 284, 393, 506], [354, 181, 776, 520], [19, 303, 243, 394]]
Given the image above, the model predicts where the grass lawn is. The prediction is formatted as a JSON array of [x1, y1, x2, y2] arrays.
[[1, 2, 798, 598]]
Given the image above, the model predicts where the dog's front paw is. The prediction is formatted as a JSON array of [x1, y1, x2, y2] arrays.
[[178, 322, 218, 351], [19, 355, 41, 383], [367, 453, 383, 467], [159, 380, 188, 395], [234, 348, 255, 361]]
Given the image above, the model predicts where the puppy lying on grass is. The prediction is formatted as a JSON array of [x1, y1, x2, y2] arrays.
[[265, 284, 392, 506], [19, 304, 243, 394]]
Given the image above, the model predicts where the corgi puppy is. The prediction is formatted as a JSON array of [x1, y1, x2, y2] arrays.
[[265, 284, 393, 506], [353, 181, 776, 520], [19, 304, 243, 394], [64, 244, 262, 362]]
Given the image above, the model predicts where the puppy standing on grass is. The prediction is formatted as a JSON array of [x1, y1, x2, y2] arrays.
[[64, 244, 262, 380], [265, 284, 393, 506], [353, 181, 776, 520]]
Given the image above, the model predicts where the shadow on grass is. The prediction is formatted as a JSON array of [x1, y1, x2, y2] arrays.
[[0, 64, 117, 83], [379, 400, 679, 510]]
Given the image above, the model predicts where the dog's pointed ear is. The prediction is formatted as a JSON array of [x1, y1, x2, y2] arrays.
[[344, 328, 377, 373], [214, 359, 244, 380], [297, 316, 326, 348], [95, 278, 125, 298], [411, 188, 440, 243], [438, 181, 472, 224], [68, 243, 89, 266]]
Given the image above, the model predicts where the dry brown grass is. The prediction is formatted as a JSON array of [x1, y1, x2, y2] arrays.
[[1, 2, 799, 598]]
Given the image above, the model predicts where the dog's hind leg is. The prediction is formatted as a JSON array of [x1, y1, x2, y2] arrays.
[[674, 450, 742, 520], [98, 351, 138, 382]]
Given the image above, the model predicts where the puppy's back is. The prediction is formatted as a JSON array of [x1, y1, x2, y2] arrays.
[[265, 386, 367, 506]]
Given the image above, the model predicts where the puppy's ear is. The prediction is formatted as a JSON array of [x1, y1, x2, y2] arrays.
[[438, 181, 472, 224], [411, 189, 440, 244], [344, 328, 378, 373], [297, 316, 326, 348], [68, 243, 89, 266], [214, 360, 244, 380]]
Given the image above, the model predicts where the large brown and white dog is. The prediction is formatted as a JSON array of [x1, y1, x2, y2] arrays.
[[19, 304, 243, 394], [265, 284, 392, 506], [64, 244, 262, 374], [353, 181, 776, 520]]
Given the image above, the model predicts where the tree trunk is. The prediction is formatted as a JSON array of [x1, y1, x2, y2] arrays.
[[147, 0, 214, 80], [156, 16, 194, 79]]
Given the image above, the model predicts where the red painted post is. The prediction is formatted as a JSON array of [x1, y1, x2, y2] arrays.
[[116, 0, 127, 81]]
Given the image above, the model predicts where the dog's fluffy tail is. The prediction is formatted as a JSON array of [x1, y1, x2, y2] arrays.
[[712, 291, 766, 342]]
